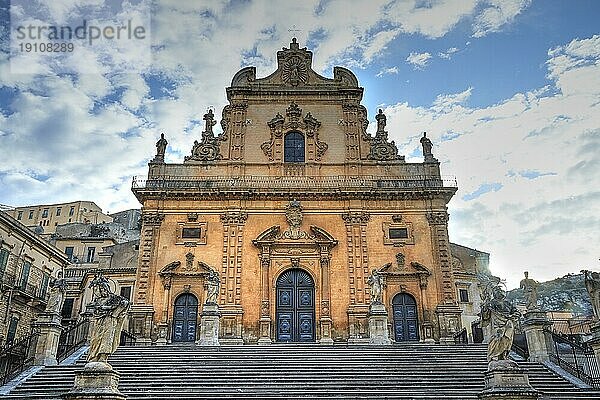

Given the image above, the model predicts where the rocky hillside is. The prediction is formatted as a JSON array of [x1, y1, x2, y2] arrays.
[[507, 273, 593, 316]]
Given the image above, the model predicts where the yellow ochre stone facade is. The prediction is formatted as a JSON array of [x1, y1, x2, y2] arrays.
[[131, 39, 461, 345]]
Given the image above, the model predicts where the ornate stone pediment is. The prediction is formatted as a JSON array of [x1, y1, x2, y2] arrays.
[[229, 38, 359, 89], [261, 102, 328, 162]]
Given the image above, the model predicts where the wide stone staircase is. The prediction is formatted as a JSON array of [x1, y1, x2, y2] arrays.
[[3, 344, 600, 399]]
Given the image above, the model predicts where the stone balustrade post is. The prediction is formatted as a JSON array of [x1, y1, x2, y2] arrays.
[[522, 310, 553, 363], [32, 312, 63, 366]]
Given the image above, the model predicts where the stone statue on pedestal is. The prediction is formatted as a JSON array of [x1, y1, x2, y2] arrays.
[[519, 271, 539, 311], [481, 284, 520, 362], [583, 270, 600, 321], [420, 132, 436, 162], [153, 133, 168, 163], [367, 269, 384, 304], [45, 271, 67, 314], [87, 273, 130, 363], [205, 268, 220, 305]]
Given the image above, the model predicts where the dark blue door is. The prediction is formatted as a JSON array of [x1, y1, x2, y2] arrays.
[[172, 293, 198, 342], [276, 269, 314, 342], [393, 293, 419, 342]]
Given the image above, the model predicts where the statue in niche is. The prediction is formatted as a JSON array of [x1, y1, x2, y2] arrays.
[[583, 270, 600, 321], [45, 271, 67, 314], [87, 272, 130, 363], [519, 271, 539, 311], [205, 267, 221, 305], [480, 282, 520, 362], [367, 269, 384, 305], [153, 133, 168, 162]]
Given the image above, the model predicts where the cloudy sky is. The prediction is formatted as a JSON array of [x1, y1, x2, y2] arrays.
[[0, 0, 598, 288]]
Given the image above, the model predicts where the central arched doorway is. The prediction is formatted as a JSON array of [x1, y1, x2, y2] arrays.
[[392, 293, 419, 342], [172, 293, 198, 342], [276, 269, 315, 342]]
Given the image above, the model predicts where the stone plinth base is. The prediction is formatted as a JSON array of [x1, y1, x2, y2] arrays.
[[368, 303, 391, 345], [32, 312, 63, 366], [63, 362, 126, 400], [478, 361, 540, 400], [196, 304, 221, 346], [523, 310, 552, 363], [155, 323, 169, 346]]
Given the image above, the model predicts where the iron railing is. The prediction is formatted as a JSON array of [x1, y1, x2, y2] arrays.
[[119, 330, 137, 346], [453, 327, 468, 344], [57, 318, 90, 362], [0, 331, 38, 384], [546, 328, 600, 387], [132, 174, 458, 192]]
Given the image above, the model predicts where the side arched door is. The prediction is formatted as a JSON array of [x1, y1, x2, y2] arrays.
[[172, 293, 198, 342], [392, 293, 419, 342]]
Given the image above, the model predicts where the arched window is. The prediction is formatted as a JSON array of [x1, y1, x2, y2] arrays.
[[284, 131, 305, 163]]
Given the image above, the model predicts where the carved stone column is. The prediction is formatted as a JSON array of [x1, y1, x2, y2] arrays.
[[428, 211, 462, 343], [131, 212, 164, 345], [156, 275, 172, 346], [258, 253, 272, 345], [319, 252, 333, 345], [343, 211, 371, 344], [219, 211, 247, 345], [32, 312, 63, 366]]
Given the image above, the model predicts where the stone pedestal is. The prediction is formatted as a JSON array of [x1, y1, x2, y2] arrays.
[[522, 310, 552, 363], [64, 362, 126, 400], [478, 360, 540, 400], [435, 303, 463, 344], [319, 317, 334, 345], [31, 312, 63, 366], [196, 304, 221, 346], [257, 316, 272, 345], [368, 303, 391, 345], [155, 323, 169, 346]]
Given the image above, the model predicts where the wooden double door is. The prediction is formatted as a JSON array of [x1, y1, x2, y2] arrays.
[[275, 269, 315, 342]]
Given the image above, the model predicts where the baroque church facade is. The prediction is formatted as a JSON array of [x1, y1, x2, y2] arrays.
[[131, 39, 464, 345]]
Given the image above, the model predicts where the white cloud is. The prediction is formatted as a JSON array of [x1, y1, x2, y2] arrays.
[[406, 52, 432, 69], [383, 36, 600, 288], [473, 0, 532, 37], [376, 66, 399, 77], [438, 47, 460, 59]]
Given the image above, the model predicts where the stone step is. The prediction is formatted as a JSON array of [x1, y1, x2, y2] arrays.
[[3, 344, 600, 400]]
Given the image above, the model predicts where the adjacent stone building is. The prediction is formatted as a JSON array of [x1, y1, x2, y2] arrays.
[[0, 211, 68, 345], [450, 243, 491, 342], [131, 39, 464, 345], [49, 221, 140, 324], [7, 201, 113, 236]]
